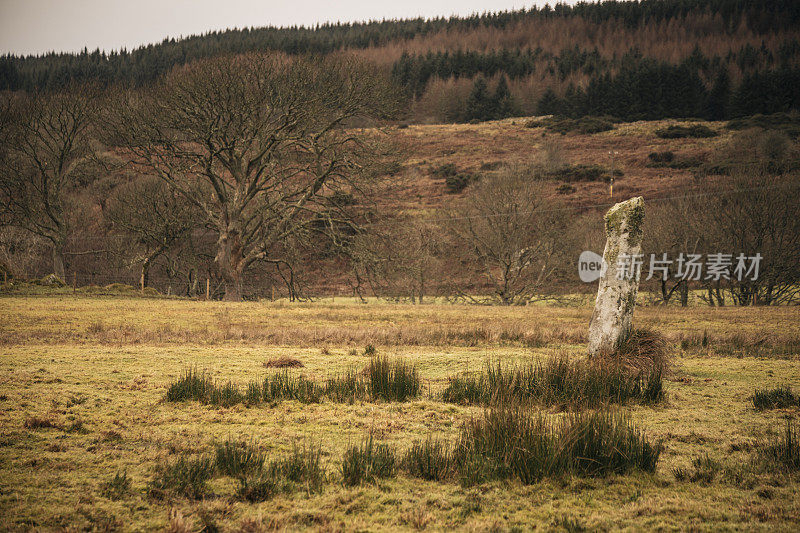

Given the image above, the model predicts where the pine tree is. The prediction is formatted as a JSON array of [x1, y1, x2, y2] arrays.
[[537, 88, 564, 116], [705, 68, 730, 120], [464, 77, 494, 122], [493, 75, 515, 118]]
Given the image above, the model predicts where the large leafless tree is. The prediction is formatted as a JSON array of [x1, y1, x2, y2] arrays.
[[0, 87, 98, 279], [105, 53, 398, 300]]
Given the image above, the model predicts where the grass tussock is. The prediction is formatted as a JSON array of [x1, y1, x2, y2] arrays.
[[613, 327, 670, 374], [367, 355, 420, 401], [401, 436, 454, 481], [100, 470, 130, 500], [341, 434, 397, 486], [212, 438, 327, 502], [263, 356, 304, 368], [678, 329, 800, 359], [752, 386, 800, 410], [24, 415, 59, 430], [673, 454, 721, 484], [441, 354, 664, 408], [149, 455, 215, 499], [215, 439, 267, 478], [757, 420, 800, 471], [454, 408, 662, 486], [166, 356, 420, 408]]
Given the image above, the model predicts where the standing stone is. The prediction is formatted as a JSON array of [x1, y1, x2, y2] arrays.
[[588, 197, 645, 355]]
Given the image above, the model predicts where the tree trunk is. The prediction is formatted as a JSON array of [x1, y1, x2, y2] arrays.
[[141, 258, 151, 289], [52, 243, 65, 280], [215, 228, 245, 302], [680, 280, 689, 307]]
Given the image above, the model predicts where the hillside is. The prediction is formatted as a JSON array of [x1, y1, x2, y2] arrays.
[[2, 0, 799, 122]]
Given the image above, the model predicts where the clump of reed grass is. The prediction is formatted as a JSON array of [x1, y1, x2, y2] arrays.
[[368, 355, 420, 402], [401, 436, 454, 481], [149, 455, 215, 499], [756, 420, 800, 471], [165, 367, 214, 403], [269, 443, 326, 493], [341, 434, 397, 486], [261, 371, 322, 404], [453, 407, 662, 486], [166, 357, 421, 408], [214, 438, 326, 501], [441, 354, 664, 409], [214, 439, 266, 478], [672, 454, 721, 484], [752, 386, 800, 410]]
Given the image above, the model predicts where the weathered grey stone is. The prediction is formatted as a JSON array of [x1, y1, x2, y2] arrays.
[[588, 196, 645, 355]]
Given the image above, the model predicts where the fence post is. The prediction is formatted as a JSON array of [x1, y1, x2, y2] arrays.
[[271, 286, 275, 301], [72, 272, 77, 293], [140, 270, 145, 293], [206, 278, 210, 301]]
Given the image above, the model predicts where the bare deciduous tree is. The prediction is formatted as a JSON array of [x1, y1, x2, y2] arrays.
[[351, 216, 441, 303], [0, 87, 98, 279], [105, 176, 199, 288], [444, 168, 574, 305], [105, 53, 399, 300]]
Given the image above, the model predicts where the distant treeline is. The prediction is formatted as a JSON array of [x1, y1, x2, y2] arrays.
[[1, 0, 799, 123], [2, 0, 799, 91]]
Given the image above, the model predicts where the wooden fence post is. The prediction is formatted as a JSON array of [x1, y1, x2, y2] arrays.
[[72, 272, 77, 293], [140, 270, 145, 293], [206, 278, 210, 301]]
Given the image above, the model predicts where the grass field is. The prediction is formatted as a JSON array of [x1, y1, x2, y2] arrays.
[[1, 295, 799, 531]]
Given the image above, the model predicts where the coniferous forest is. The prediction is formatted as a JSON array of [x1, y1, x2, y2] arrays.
[[2, 0, 799, 123]]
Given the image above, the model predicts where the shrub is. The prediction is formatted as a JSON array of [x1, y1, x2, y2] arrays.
[[752, 386, 800, 410], [556, 183, 576, 194], [726, 112, 800, 139], [445, 173, 478, 193], [341, 435, 397, 486], [648, 151, 675, 163], [545, 164, 609, 182], [149, 455, 215, 499], [215, 439, 266, 478], [431, 163, 458, 178], [535, 116, 615, 134], [654, 124, 717, 138], [401, 437, 453, 481]]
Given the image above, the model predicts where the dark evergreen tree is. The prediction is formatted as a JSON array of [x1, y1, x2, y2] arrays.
[[464, 77, 494, 122], [705, 68, 731, 120], [493, 75, 515, 118], [537, 88, 564, 116]]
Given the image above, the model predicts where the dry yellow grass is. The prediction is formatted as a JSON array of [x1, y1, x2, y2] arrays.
[[1, 295, 799, 530]]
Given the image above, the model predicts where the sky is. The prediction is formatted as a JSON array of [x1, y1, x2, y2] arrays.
[[0, 0, 583, 56]]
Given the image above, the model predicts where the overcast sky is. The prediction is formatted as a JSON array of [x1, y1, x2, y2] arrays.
[[0, 0, 584, 56]]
